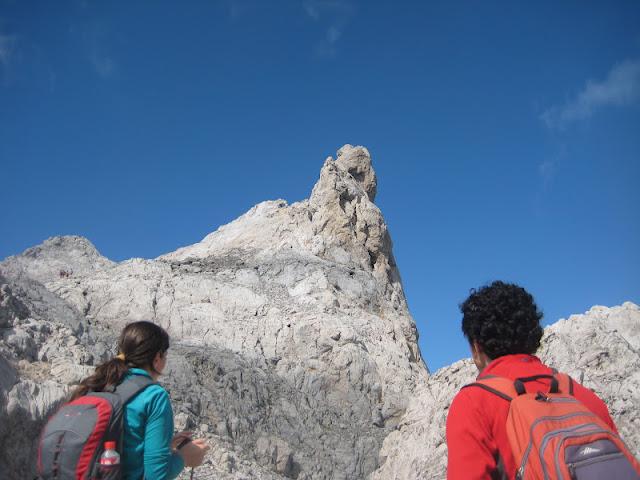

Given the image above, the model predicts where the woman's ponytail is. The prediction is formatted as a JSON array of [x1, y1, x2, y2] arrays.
[[69, 321, 170, 401], [69, 356, 129, 400]]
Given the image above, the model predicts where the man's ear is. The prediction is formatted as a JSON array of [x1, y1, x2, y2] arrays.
[[471, 341, 492, 372], [470, 341, 488, 371]]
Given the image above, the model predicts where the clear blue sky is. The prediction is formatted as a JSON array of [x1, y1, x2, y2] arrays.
[[1, 1, 639, 371]]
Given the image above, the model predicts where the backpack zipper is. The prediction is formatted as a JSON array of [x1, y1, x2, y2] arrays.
[[542, 398, 581, 404]]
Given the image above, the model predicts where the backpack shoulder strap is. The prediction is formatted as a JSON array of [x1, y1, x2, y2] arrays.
[[462, 375, 518, 402], [550, 370, 575, 396], [114, 374, 157, 405]]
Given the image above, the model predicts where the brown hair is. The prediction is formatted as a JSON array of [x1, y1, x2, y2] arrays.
[[70, 321, 170, 400]]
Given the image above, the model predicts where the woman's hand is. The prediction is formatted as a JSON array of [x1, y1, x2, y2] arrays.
[[171, 431, 193, 451], [178, 438, 210, 467]]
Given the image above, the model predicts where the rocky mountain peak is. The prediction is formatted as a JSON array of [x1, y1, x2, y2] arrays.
[[0, 145, 637, 480], [310, 144, 376, 207], [0, 145, 425, 479], [1, 235, 114, 285], [309, 146, 400, 305], [334, 144, 377, 202], [164, 145, 403, 313]]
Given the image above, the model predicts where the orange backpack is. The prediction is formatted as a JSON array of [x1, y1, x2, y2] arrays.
[[466, 372, 640, 479]]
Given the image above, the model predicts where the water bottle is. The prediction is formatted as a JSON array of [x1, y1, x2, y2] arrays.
[[99, 441, 120, 474]]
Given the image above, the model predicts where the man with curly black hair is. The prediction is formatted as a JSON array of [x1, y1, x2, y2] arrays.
[[446, 281, 618, 479]]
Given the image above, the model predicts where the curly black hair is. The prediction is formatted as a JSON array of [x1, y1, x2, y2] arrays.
[[460, 281, 543, 359]]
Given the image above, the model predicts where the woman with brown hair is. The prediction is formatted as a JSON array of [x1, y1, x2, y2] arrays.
[[71, 320, 209, 479]]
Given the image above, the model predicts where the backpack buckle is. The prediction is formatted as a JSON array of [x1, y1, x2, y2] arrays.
[[535, 391, 549, 402]]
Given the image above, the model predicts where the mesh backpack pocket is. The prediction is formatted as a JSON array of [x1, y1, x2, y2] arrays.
[[465, 373, 640, 480]]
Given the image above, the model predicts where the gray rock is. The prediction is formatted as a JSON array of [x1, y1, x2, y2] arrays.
[[0, 353, 68, 480], [0, 145, 637, 480], [0, 146, 424, 479], [335, 145, 377, 202], [0, 353, 17, 395], [256, 435, 295, 477], [0, 266, 86, 334], [0, 235, 114, 285], [0, 277, 29, 328]]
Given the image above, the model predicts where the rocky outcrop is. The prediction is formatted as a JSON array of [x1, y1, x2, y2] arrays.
[[0, 235, 115, 285], [0, 145, 425, 480], [0, 271, 93, 477], [371, 302, 640, 480], [0, 145, 638, 480]]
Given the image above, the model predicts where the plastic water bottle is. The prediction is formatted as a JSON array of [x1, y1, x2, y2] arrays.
[[99, 441, 120, 472]]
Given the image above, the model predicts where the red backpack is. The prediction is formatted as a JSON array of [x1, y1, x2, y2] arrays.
[[37, 375, 155, 480], [465, 372, 640, 479]]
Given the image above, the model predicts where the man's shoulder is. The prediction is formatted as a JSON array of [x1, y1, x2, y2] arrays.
[[450, 378, 508, 413], [447, 379, 509, 439]]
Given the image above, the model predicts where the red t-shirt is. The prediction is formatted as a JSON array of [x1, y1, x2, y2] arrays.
[[446, 354, 617, 479]]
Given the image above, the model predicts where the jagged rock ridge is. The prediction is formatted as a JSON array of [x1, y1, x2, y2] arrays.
[[0, 145, 425, 480], [1, 145, 638, 480]]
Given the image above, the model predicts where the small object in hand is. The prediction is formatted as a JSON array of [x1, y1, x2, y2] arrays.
[[176, 437, 192, 450]]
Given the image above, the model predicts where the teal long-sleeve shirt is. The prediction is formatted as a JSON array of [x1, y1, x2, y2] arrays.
[[122, 369, 185, 480]]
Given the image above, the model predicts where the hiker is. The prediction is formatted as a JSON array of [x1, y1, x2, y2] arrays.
[[446, 281, 638, 479], [67, 320, 209, 479]]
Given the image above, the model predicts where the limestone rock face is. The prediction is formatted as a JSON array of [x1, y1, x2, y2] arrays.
[[0, 146, 425, 480], [0, 272, 92, 477], [370, 302, 640, 480], [335, 145, 377, 202], [0, 145, 638, 480], [0, 235, 114, 285]]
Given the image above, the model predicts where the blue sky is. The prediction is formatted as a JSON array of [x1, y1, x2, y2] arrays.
[[1, 1, 639, 371]]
